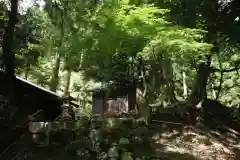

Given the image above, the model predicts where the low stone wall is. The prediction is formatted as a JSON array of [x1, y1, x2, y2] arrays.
[[28, 120, 91, 146], [29, 120, 89, 134]]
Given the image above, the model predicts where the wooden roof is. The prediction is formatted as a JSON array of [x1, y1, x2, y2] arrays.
[[0, 69, 63, 106]]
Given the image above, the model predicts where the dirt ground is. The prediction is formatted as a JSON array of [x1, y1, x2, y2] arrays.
[[150, 122, 239, 160]]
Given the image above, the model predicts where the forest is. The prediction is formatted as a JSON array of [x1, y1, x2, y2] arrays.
[[0, 0, 240, 159]]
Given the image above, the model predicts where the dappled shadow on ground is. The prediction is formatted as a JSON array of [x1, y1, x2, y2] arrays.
[[148, 120, 238, 159], [199, 99, 240, 155], [148, 99, 240, 160], [201, 99, 240, 132]]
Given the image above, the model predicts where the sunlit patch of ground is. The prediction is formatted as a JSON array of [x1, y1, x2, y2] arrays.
[[151, 125, 239, 160]]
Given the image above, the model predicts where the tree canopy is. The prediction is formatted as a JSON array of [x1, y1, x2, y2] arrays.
[[1, 0, 240, 105]]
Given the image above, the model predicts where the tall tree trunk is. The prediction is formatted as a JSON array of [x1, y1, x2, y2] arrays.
[[189, 61, 211, 105], [188, 57, 211, 125], [188, 0, 218, 97], [127, 56, 137, 111], [63, 69, 71, 96], [136, 57, 148, 113], [216, 44, 224, 100], [161, 55, 176, 103], [24, 71, 28, 80], [128, 85, 136, 111], [211, 83, 216, 99], [24, 65, 30, 80], [2, 0, 18, 99], [49, 53, 61, 92], [49, 6, 65, 92], [182, 71, 187, 99], [49, 22, 64, 92]]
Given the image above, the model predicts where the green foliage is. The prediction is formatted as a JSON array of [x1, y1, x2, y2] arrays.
[[30, 117, 155, 159], [78, 2, 212, 87], [28, 57, 53, 85]]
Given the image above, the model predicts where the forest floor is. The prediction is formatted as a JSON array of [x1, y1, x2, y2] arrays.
[[1, 114, 239, 160], [149, 120, 239, 160]]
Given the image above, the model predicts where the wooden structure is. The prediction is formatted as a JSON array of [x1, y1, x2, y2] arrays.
[[0, 69, 65, 156], [89, 83, 136, 116], [0, 69, 63, 120]]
